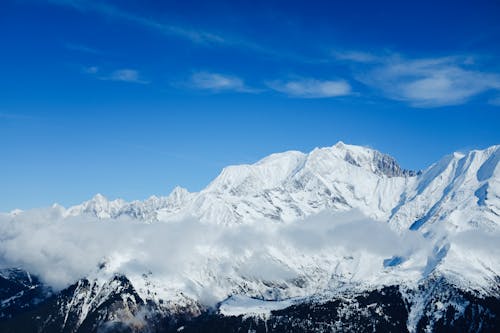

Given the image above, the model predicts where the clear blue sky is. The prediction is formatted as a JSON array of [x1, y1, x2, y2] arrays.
[[1, 0, 500, 211]]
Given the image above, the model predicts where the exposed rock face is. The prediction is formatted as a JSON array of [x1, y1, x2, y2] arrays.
[[1, 273, 498, 333]]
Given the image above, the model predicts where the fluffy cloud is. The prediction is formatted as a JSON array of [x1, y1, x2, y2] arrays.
[[1, 206, 498, 304], [0, 209, 425, 291], [268, 79, 351, 98]]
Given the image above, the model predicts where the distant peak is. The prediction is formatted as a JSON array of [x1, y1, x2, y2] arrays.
[[93, 193, 106, 199], [256, 150, 306, 165], [51, 203, 65, 210], [172, 185, 188, 193], [333, 141, 346, 149], [169, 186, 190, 197], [91, 193, 108, 202], [323, 142, 417, 177], [9, 208, 23, 216]]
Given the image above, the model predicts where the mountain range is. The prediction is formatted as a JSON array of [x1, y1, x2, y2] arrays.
[[0, 142, 499, 332]]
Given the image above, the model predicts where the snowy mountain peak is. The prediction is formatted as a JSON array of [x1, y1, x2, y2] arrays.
[[38, 143, 499, 231], [207, 150, 307, 194], [91, 193, 107, 202], [8, 208, 23, 216], [206, 143, 415, 196], [325, 142, 418, 177], [168, 186, 191, 199], [333, 140, 346, 148], [388, 144, 500, 233], [66, 193, 126, 219]]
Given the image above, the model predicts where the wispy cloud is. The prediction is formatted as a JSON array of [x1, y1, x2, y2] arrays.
[[333, 50, 380, 63], [267, 79, 351, 98], [82, 66, 99, 74], [0, 113, 36, 120], [107, 69, 149, 84], [349, 53, 500, 107], [46, 2, 500, 106], [65, 43, 102, 55], [48, 0, 312, 62], [49, 0, 225, 46], [189, 72, 255, 93], [83, 66, 149, 84]]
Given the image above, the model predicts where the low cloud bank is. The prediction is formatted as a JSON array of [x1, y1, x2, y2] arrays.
[[0, 208, 497, 293]]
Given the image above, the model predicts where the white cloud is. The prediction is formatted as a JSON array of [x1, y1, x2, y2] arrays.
[[356, 55, 500, 107], [268, 79, 351, 98], [0, 209, 427, 292], [2, 206, 498, 306], [190, 72, 254, 92]]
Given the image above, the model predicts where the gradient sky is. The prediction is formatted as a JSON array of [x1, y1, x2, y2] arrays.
[[1, 0, 500, 211]]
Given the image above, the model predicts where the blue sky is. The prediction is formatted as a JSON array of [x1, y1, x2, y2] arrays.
[[1, 0, 500, 211]]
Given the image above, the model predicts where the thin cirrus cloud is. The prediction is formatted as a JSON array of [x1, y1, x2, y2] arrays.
[[83, 66, 149, 84], [189, 72, 255, 93], [49, 0, 226, 46], [333, 50, 380, 63], [47, 0, 304, 61], [65, 43, 102, 55], [267, 79, 352, 98], [108, 69, 149, 84], [338, 51, 500, 107]]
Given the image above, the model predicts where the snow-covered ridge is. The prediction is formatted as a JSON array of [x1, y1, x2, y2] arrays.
[[60, 142, 419, 223], [55, 142, 499, 233]]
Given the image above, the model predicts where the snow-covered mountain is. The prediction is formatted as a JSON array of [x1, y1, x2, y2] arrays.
[[1, 142, 499, 333], [63, 142, 499, 233]]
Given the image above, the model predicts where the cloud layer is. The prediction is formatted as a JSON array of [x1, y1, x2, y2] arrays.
[[0, 209, 421, 290], [1, 206, 499, 305]]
